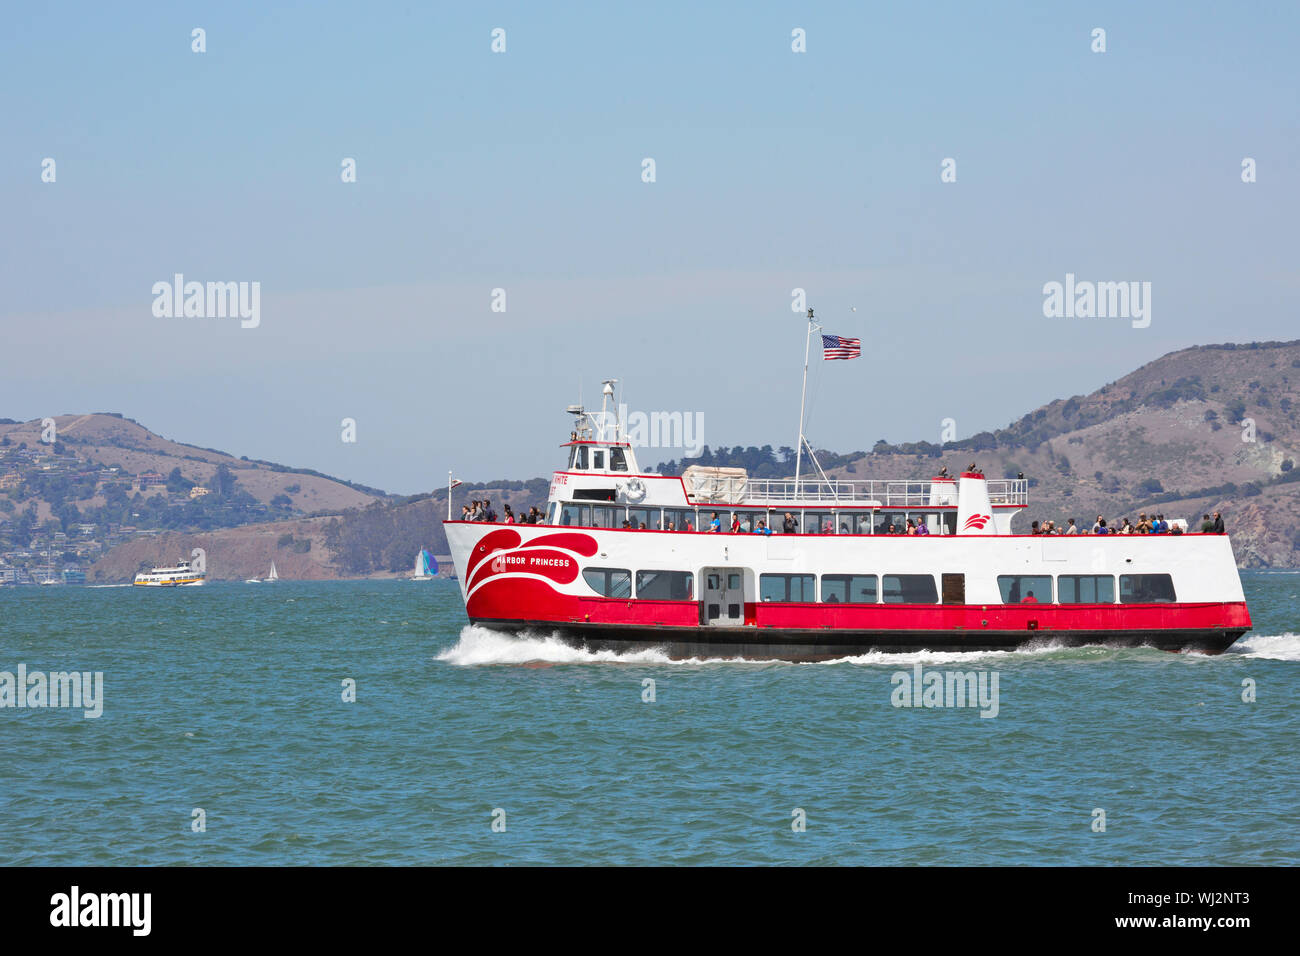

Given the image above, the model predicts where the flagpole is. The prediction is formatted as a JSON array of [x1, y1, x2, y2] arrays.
[[448, 470, 453, 520], [793, 308, 814, 499]]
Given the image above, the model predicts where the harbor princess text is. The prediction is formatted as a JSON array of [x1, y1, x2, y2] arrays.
[[152, 273, 260, 328], [0, 664, 103, 718], [1042, 273, 1151, 328]]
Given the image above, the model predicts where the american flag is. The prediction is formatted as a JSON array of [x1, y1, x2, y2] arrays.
[[821, 334, 861, 360]]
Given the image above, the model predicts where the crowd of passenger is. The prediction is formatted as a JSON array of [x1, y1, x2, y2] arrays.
[[1029, 511, 1225, 535], [460, 499, 547, 524]]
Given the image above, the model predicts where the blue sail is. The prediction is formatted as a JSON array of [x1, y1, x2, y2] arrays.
[[421, 549, 437, 576]]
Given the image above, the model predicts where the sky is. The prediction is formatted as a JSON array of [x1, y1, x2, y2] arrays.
[[2, 2, 1297, 493]]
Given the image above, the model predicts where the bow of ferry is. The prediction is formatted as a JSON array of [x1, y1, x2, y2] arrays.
[[444, 382, 1251, 660]]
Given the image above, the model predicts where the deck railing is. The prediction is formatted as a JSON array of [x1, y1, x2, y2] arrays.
[[684, 476, 1029, 508]]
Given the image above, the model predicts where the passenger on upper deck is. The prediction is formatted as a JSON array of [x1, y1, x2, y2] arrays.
[[1065, 518, 1078, 534], [782, 512, 798, 534], [1201, 514, 1214, 532], [752, 520, 772, 536], [707, 512, 721, 533], [730, 515, 741, 534], [1213, 511, 1225, 534], [915, 520, 929, 536], [1021, 590, 1039, 604]]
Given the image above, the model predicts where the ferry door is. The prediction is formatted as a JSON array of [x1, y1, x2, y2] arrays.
[[701, 567, 744, 626]]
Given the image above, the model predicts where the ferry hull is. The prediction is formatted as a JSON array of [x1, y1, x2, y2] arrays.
[[467, 619, 1247, 659], [445, 521, 1252, 659]]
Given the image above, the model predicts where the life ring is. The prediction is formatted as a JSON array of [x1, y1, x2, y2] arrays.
[[621, 478, 647, 502]]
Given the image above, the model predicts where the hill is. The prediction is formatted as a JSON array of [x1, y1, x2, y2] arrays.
[[656, 340, 1300, 567]]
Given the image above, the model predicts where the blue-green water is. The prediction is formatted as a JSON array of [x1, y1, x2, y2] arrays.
[[1, 573, 1297, 865]]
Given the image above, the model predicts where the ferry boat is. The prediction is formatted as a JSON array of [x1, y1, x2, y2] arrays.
[[133, 559, 205, 587], [444, 367, 1251, 659]]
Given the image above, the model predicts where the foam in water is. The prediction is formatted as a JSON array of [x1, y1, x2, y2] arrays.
[[438, 625, 758, 666], [440, 627, 1106, 667], [1226, 633, 1300, 661]]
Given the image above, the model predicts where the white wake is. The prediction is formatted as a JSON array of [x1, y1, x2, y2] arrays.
[[1226, 633, 1300, 661]]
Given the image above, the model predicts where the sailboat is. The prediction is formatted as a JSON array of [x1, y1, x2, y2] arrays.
[[246, 561, 280, 584], [410, 549, 437, 581]]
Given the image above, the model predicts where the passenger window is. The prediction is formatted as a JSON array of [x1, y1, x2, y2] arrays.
[[997, 575, 1053, 604], [1058, 575, 1115, 603], [882, 575, 938, 604], [821, 574, 877, 603], [636, 571, 694, 600], [1120, 574, 1176, 603], [759, 574, 815, 602], [582, 567, 631, 598]]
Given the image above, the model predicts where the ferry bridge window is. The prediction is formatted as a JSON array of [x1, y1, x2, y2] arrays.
[[1120, 574, 1176, 604], [546, 502, 559, 525], [560, 504, 591, 527], [636, 570, 694, 600], [574, 445, 589, 470], [592, 450, 605, 470], [821, 574, 878, 603], [609, 447, 628, 472], [882, 574, 938, 604], [997, 575, 1053, 604], [1058, 575, 1116, 604], [760, 574, 816, 602], [582, 567, 632, 598]]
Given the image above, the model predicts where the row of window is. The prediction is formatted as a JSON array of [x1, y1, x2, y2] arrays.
[[554, 502, 959, 534], [579, 568, 1177, 604], [582, 568, 694, 600], [758, 572, 1175, 604]]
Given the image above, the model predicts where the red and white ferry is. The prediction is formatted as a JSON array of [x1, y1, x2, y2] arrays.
[[445, 379, 1251, 659]]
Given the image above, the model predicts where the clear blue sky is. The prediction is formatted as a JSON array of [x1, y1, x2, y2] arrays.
[[2, 1, 1296, 492]]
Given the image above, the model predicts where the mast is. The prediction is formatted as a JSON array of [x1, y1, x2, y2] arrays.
[[793, 307, 820, 499]]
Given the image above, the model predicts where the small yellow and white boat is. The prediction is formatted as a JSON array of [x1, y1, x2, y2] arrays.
[[133, 559, 205, 587]]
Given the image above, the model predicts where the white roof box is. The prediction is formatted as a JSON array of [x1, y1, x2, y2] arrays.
[[682, 465, 748, 501]]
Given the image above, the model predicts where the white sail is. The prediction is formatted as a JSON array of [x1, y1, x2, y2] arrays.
[[268, 561, 278, 581]]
